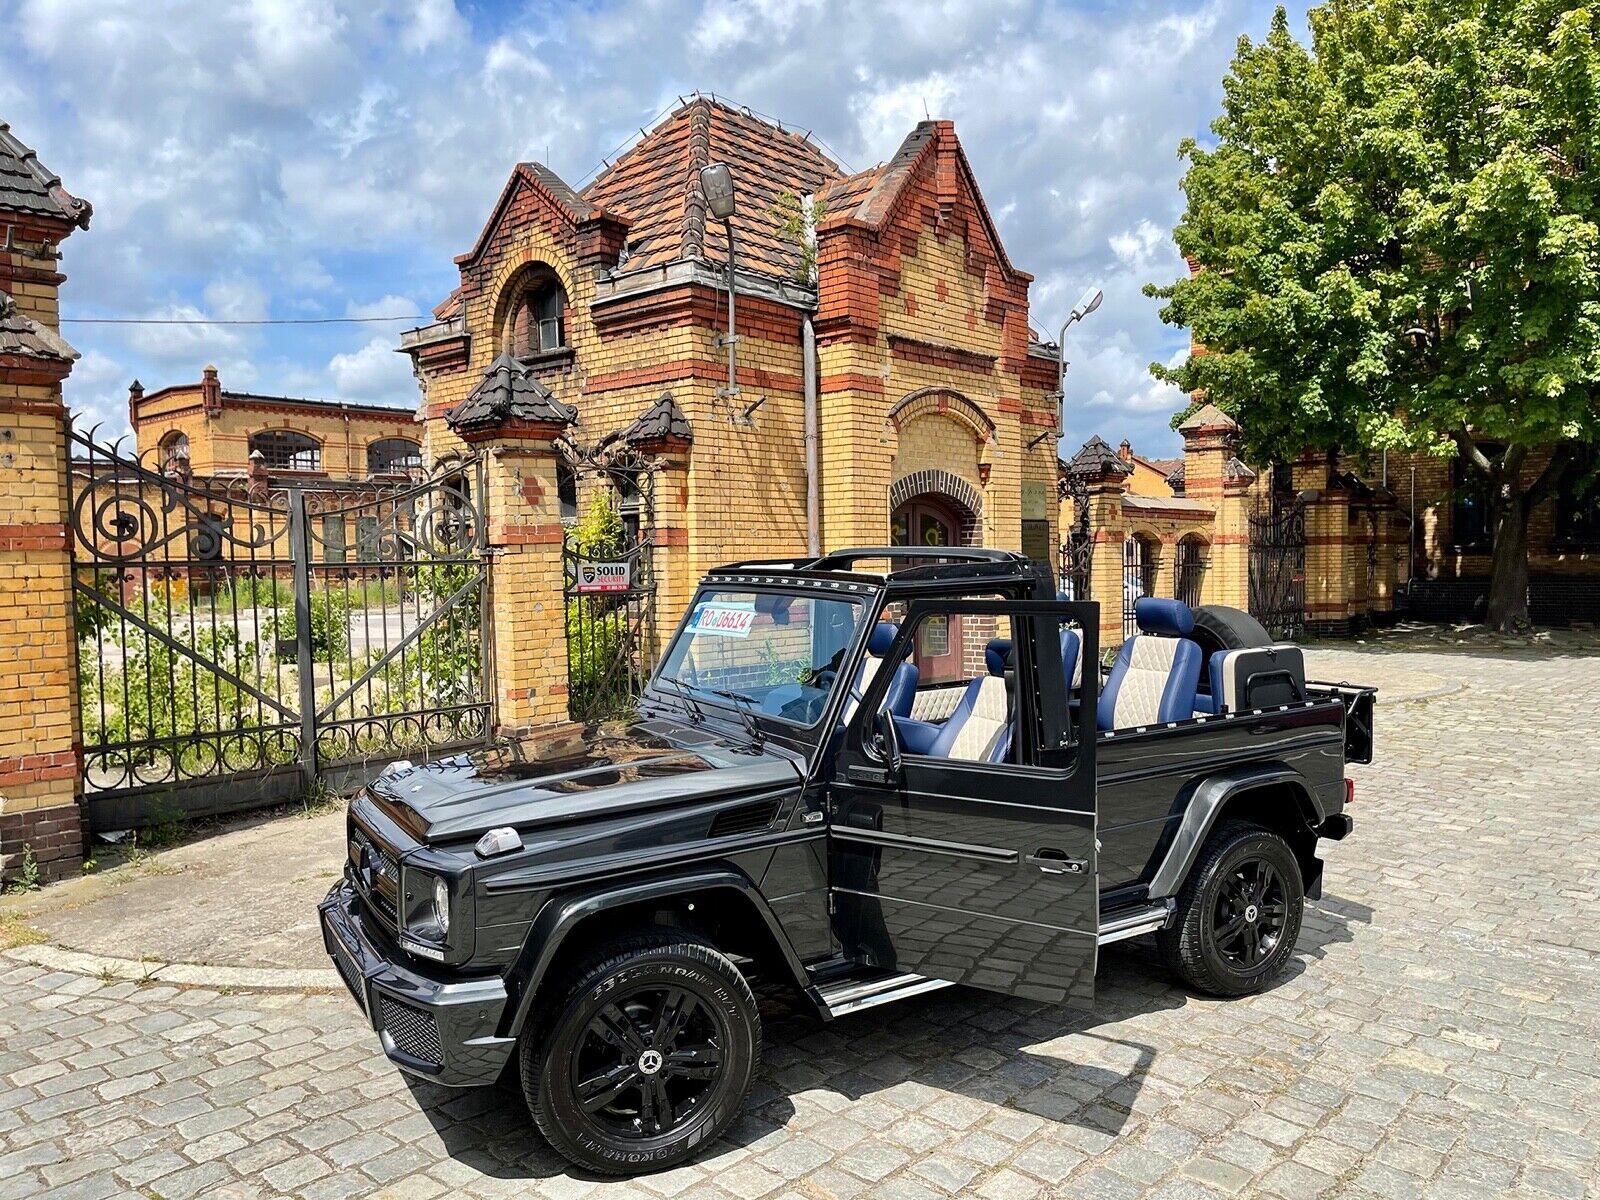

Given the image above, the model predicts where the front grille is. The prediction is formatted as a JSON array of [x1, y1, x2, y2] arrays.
[[349, 822, 403, 935], [379, 997, 442, 1066], [350, 826, 400, 883]]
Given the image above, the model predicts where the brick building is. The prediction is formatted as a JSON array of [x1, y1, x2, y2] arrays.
[[401, 97, 1064, 689], [128, 367, 421, 485], [0, 119, 90, 882]]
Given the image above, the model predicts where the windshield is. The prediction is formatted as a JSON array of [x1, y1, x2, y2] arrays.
[[653, 588, 865, 727]]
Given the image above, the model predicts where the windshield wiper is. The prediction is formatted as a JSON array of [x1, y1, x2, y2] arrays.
[[697, 686, 768, 752], [654, 677, 707, 726]]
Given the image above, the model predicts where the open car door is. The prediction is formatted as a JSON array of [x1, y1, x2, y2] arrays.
[[828, 598, 1099, 1007]]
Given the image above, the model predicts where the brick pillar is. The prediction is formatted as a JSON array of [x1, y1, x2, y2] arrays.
[[477, 432, 572, 735], [0, 342, 83, 884], [1297, 455, 1352, 636], [649, 451, 692, 653], [1213, 468, 1254, 610], [1086, 469, 1130, 655], [1179, 404, 1248, 611]]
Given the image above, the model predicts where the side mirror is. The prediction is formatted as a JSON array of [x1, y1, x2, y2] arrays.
[[871, 708, 903, 773]]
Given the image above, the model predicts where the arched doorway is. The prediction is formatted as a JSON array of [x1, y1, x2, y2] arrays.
[[890, 492, 971, 682]]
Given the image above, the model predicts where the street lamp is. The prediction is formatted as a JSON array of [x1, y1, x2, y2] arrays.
[[1046, 285, 1104, 449], [699, 162, 742, 413]]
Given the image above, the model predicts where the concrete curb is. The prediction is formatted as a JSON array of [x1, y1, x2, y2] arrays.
[[2, 942, 339, 993]]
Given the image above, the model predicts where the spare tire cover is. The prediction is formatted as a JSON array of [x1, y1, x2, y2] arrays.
[[1191, 605, 1274, 659]]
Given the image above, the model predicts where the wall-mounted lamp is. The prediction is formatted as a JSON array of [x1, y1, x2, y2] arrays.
[[699, 162, 755, 423], [1055, 284, 1104, 437]]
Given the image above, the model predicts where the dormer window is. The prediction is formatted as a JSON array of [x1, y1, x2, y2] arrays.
[[507, 270, 567, 358], [250, 430, 321, 472]]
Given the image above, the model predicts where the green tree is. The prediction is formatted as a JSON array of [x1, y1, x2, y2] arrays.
[[1148, 0, 1600, 630]]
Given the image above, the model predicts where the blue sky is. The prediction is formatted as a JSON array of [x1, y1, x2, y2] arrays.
[[2, 0, 1305, 457]]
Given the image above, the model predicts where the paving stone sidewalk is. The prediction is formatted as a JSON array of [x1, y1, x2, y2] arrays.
[[3, 636, 1598, 1198]]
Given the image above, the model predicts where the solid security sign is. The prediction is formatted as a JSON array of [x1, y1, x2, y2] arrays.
[[575, 560, 630, 593]]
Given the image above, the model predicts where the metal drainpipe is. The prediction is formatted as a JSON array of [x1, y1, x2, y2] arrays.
[[803, 316, 819, 556]]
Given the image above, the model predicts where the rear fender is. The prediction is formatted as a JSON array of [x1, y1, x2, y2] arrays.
[[502, 867, 810, 1038], [1148, 764, 1323, 901]]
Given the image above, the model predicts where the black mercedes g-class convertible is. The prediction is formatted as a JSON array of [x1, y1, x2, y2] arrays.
[[321, 548, 1373, 1174]]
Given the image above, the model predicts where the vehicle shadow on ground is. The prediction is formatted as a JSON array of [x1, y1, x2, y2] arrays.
[[396, 891, 1373, 1185]]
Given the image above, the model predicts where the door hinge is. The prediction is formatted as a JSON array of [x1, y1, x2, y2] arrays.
[[828, 892, 837, 915]]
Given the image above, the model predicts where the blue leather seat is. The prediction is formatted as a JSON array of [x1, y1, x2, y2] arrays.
[[843, 622, 918, 721], [1055, 590, 1083, 695], [1096, 598, 1202, 731], [928, 637, 1014, 762]]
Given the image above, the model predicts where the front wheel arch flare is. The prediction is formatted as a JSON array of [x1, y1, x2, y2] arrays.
[[504, 869, 809, 1038]]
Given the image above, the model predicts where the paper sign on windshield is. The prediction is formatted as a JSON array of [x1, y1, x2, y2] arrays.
[[689, 603, 755, 638]]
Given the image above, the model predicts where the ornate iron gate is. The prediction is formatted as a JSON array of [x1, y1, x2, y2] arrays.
[[1174, 536, 1209, 608], [1057, 472, 1093, 602], [1123, 536, 1158, 638], [561, 450, 657, 723], [1248, 501, 1307, 639], [68, 422, 489, 826]]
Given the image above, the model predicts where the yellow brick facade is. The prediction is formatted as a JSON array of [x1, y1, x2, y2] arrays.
[[403, 114, 1067, 726], [0, 141, 89, 883], [130, 368, 421, 481]]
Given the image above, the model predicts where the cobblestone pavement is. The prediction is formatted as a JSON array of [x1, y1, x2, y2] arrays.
[[4, 641, 1599, 1199]]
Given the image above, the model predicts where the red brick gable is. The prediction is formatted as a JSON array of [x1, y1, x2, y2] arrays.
[[813, 121, 1034, 372], [455, 162, 614, 270], [582, 96, 843, 281], [818, 121, 1029, 285]]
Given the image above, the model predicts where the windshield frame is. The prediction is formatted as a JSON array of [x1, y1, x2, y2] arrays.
[[644, 578, 880, 739]]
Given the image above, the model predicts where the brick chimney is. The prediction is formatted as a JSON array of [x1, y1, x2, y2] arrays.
[[1119, 439, 1133, 462], [127, 379, 144, 428], [201, 364, 222, 416]]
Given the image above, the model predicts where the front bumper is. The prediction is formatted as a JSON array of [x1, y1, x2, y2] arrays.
[[319, 876, 514, 1088]]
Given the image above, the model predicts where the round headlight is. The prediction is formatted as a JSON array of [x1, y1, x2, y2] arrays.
[[431, 876, 450, 935]]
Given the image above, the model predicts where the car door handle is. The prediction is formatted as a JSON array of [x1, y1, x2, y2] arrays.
[[1026, 847, 1087, 875]]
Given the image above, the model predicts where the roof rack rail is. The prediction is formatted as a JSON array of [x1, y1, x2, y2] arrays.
[[807, 546, 1028, 571]]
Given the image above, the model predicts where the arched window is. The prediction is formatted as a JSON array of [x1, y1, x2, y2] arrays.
[[505, 269, 568, 358], [367, 438, 422, 476], [159, 430, 189, 469], [249, 430, 321, 472]]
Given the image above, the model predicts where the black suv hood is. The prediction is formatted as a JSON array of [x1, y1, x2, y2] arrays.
[[367, 717, 802, 844]]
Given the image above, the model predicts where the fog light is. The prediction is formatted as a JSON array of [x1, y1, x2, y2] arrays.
[[432, 876, 450, 936]]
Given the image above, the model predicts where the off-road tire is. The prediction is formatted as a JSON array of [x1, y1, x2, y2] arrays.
[[1158, 820, 1304, 997], [518, 931, 759, 1175]]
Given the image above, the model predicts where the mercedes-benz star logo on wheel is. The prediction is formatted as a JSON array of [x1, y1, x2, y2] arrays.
[[637, 1050, 664, 1075]]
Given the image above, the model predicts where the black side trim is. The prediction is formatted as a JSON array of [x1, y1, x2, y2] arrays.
[[832, 826, 1018, 863]]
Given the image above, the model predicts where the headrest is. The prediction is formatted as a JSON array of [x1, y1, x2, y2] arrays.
[[1134, 597, 1195, 637], [984, 637, 1014, 676], [867, 621, 901, 657]]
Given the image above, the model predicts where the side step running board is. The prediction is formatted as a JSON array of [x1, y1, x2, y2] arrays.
[[1098, 899, 1174, 945], [815, 972, 954, 1019], [814, 900, 1176, 1019]]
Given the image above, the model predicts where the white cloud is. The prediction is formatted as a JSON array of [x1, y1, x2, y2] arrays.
[[328, 335, 415, 403], [11, 0, 1294, 456], [346, 294, 419, 321]]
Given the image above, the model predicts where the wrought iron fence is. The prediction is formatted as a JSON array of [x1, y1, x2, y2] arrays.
[[68, 422, 490, 825], [1123, 536, 1158, 638], [1248, 501, 1307, 639], [562, 450, 657, 723], [1174, 536, 1209, 608]]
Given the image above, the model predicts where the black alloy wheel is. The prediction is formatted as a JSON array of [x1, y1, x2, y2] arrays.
[[572, 985, 725, 1139], [1159, 820, 1305, 996], [1210, 856, 1289, 969], [521, 933, 759, 1175]]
